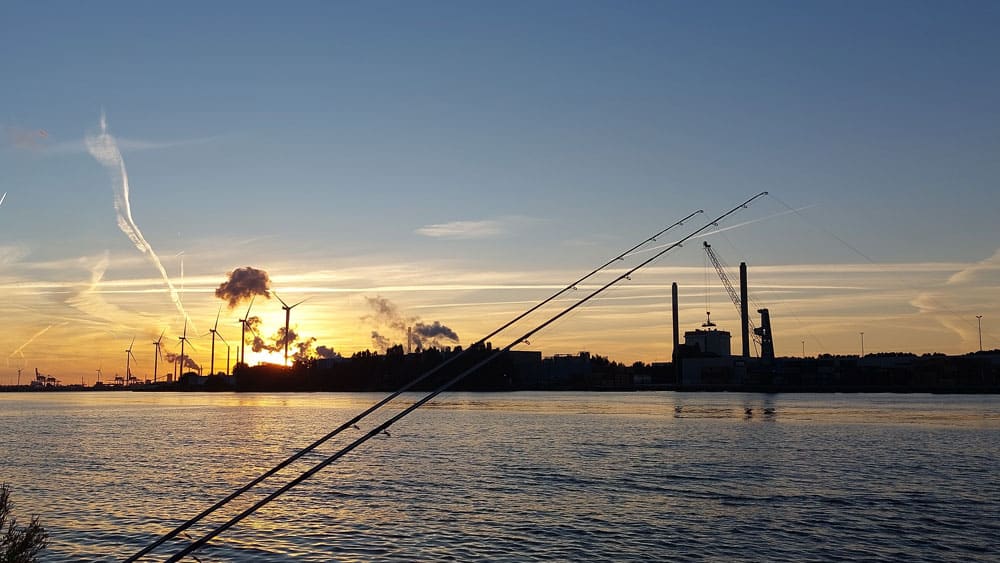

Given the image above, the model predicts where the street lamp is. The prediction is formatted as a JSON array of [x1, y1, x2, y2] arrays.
[[860, 332, 865, 358], [977, 315, 983, 352]]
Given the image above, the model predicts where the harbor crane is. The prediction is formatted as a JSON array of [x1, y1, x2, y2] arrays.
[[702, 242, 774, 361]]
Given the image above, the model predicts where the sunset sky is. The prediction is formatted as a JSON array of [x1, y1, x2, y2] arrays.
[[2, 1, 998, 384]]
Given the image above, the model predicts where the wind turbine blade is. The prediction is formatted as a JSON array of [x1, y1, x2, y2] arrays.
[[156, 328, 165, 344], [274, 292, 289, 309], [129, 336, 135, 350], [244, 296, 256, 319], [291, 297, 310, 308], [217, 333, 228, 345], [214, 306, 222, 331]]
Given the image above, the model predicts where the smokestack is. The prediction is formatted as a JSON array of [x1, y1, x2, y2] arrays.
[[671, 282, 679, 361], [407, 326, 412, 354], [740, 262, 750, 359]]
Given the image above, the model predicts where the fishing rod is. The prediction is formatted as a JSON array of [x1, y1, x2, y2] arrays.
[[164, 192, 766, 562], [127, 209, 703, 561]]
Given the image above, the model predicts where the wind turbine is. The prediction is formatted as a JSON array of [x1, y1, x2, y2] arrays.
[[237, 296, 255, 366], [152, 330, 165, 383], [178, 320, 195, 378], [275, 292, 308, 366], [125, 337, 138, 385], [206, 307, 228, 376]]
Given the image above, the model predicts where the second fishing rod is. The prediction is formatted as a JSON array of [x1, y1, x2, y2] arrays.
[[126, 208, 703, 561], [164, 192, 767, 561]]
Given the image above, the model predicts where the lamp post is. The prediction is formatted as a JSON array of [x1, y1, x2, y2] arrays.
[[977, 315, 983, 352], [860, 332, 865, 358]]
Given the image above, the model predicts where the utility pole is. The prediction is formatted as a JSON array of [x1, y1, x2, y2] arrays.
[[977, 315, 983, 352]]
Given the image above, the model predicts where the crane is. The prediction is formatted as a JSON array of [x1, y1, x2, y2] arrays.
[[702, 242, 774, 361]]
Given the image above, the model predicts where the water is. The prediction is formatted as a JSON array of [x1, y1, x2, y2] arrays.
[[1, 392, 998, 561]]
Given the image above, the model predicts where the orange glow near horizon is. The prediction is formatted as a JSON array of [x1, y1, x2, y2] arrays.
[[243, 348, 289, 368]]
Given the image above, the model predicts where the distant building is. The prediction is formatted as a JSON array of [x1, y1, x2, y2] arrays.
[[684, 329, 731, 357]]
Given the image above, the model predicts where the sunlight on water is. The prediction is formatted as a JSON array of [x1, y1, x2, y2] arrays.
[[1, 392, 998, 561]]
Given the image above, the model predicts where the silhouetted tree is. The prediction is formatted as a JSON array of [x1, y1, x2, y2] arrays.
[[1, 483, 47, 562]]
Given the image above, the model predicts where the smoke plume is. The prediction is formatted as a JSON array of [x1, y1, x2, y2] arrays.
[[237, 312, 332, 364], [371, 331, 392, 352], [215, 267, 272, 308], [414, 321, 459, 342], [315, 346, 340, 359], [85, 113, 192, 328], [165, 352, 200, 371], [363, 296, 459, 352]]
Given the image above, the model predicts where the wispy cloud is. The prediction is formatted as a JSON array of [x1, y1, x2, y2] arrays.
[[3, 122, 217, 155], [415, 215, 541, 240], [416, 219, 505, 239]]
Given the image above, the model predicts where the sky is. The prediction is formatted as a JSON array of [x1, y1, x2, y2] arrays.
[[1, 1, 998, 384]]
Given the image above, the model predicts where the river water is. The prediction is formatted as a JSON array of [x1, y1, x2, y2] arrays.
[[1, 392, 998, 561]]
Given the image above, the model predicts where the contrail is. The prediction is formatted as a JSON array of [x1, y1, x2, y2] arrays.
[[0, 192, 6, 207], [625, 205, 816, 257], [8, 322, 66, 358], [85, 113, 192, 328]]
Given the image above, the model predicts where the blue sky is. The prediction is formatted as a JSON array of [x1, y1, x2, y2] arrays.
[[2, 1, 998, 382]]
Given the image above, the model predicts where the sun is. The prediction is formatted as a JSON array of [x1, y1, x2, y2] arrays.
[[243, 349, 291, 367]]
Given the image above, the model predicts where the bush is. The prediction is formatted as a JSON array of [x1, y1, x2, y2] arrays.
[[1, 484, 47, 563]]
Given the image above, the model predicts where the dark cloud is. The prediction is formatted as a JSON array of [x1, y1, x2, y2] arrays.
[[215, 267, 272, 308], [414, 321, 459, 342], [315, 346, 340, 359]]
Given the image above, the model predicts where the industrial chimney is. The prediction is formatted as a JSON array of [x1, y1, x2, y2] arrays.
[[740, 262, 750, 359]]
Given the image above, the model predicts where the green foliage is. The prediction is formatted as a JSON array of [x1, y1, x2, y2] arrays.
[[0, 484, 47, 563]]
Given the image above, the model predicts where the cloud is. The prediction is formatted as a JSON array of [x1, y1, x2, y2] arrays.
[[28, 135, 216, 156], [415, 219, 504, 239], [215, 267, 272, 308], [946, 248, 1000, 285]]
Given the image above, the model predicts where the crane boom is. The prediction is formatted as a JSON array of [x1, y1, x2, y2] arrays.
[[703, 242, 762, 355], [704, 242, 743, 319]]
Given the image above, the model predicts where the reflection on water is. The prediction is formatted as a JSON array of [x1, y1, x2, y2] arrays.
[[1, 392, 998, 561]]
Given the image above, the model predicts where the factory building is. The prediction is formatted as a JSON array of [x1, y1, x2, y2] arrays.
[[684, 327, 731, 357], [672, 250, 766, 387]]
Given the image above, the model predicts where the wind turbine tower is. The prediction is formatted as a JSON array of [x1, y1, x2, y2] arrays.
[[125, 337, 137, 384], [178, 320, 194, 379], [152, 330, 165, 383], [207, 307, 228, 376], [275, 292, 307, 366], [237, 296, 255, 366]]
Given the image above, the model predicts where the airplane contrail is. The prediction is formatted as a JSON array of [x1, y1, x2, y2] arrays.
[[8, 322, 67, 358], [0, 192, 6, 207], [624, 205, 817, 257], [85, 113, 193, 328]]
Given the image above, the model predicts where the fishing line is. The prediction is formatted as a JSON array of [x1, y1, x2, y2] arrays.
[[768, 193, 995, 349], [163, 193, 766, 561], [126, 210, 704, 561]]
